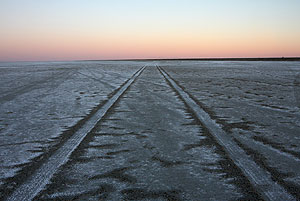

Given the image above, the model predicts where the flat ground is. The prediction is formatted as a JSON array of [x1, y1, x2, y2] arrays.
[[0, 61, 300, 200]]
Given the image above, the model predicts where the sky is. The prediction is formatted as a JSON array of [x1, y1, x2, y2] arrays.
[[0, 0, 300, 61]]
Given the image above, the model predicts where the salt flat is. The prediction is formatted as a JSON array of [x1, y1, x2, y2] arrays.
[[0, 61, 300, 200]]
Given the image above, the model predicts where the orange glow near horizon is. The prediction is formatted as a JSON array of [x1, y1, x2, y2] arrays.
[[2, 32, 299, 61]]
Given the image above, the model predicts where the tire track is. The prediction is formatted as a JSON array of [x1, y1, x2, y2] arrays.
[[36, 66, 252, 200], [157, 66, 296, 201], [75, 70, 114, 88], [4, 66, 145, 201], [0, 70, 72, 104]]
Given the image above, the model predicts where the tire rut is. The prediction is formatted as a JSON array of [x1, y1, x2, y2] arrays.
[[36, 66, 260, 201], [158, 66, 296, 201], [0, 69, 72, 104]]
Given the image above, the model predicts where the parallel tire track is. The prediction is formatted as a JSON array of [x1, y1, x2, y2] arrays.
[[5, 66, 146, 201], [157, 66, 296, 201]]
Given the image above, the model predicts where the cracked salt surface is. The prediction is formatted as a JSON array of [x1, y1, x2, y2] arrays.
[[36, 67, 255, 201], [163, 60, 300, 199], [1, 61, 300, 200], [0, 61, 142, 196]]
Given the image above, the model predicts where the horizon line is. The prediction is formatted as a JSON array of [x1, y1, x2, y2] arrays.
[[1, 57, 300, 63]]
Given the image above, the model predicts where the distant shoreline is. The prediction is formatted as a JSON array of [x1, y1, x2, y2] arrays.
[[1, 57, 300, 63], [83, 57, 300, 62]]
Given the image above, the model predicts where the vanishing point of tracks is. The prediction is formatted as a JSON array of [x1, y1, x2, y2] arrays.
[[4, 65, 297, 201]]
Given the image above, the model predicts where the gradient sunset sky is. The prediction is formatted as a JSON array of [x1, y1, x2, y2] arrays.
[[1, 0, 300, 61]]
